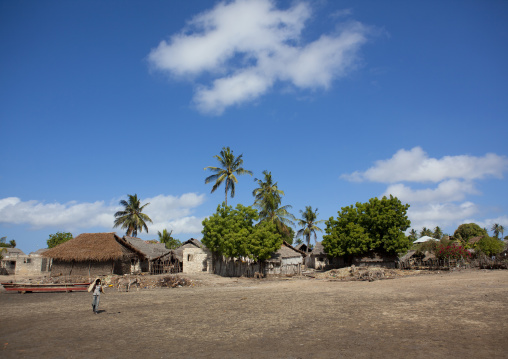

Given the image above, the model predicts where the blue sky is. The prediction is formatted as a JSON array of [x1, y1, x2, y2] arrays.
[[1, 0, 507, 253]]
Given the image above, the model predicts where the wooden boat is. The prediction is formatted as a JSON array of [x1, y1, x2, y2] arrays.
[[1, 282, 90, 293]]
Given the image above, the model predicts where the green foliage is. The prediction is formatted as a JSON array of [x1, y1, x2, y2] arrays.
[[158, 229, 182, 249], [414, 239, 439, 255], [296, 206, 324, 248], [420, 227, 433, 237], [113, 194, 153, 237], [491, 223, 505, 239], [408, 229, 418, 241], [204, 147, 253, 206], [433, 226, 443, 239], [323, 195, 411, 257], [252, 170, 296, 237], [435, 243, 471, 260], [47, 232, 73, 248], [453, 223, 488, 244], [476, 236, 505, 256], [201, 203, 282, 261]]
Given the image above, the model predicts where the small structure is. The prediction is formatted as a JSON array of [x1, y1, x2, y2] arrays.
[[1, 248, 53, 276], [43, 232, 146, 276], [150, 239, 212, 274], [265, 242, 306, 276], [122, 236, 169, 273], [212, 241, 307, 277], [306, 242, 343, 270]]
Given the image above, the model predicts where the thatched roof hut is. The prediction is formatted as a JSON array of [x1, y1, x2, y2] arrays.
[[43, 232, 146, 276], [123, 236, 169, 260]]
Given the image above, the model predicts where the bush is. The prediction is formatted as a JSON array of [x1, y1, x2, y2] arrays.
[[435, 243, 471, 260], [476, 236, 505, 257]]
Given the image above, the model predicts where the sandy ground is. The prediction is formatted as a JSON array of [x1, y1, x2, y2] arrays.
[[1, 270, 507, 358]]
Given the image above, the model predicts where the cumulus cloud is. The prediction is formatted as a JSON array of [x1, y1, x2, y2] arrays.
[[0, 194, 206, 235], [341, 147, 508, 183], [406, 202, 478, 231], [341, 147, 508, 232], [148, 0, 369, 114], [383, 179, 478, 203]]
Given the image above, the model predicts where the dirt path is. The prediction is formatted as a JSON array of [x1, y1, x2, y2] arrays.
[[1, 270, 507, 358]]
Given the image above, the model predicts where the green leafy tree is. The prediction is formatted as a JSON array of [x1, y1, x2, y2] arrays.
[[477, 236, 505, 256], [47, 232, 73, 249], [201, 203, 282, 262], [491, 223, 505, 239], [158, 229, 182, 249], [114, 194, 153, 237], [323, 196, 411, 260], [453, 223, 488, 244], [252, 170, 295, 242], [296, 206, 324, 249], [204, 147, 253, 206], [249, 221, 283, 262]]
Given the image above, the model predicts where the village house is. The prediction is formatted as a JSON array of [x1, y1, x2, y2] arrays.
[[0, 248, 51, 276], [306, 242, 343, 270], [212, 241, 307, 277], [43, 232, 146, 276], [151, 239, 212, 275], [122, 236, 169, 273]]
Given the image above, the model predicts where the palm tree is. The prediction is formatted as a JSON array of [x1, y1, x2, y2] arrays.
[[252, 170, 295, 237], [113, 194, 153, 237], [420, 227, 433, 237], [158, 229, 181, 249], [408, 229, 418, 241], [433, 226, 443, 240], [296, 206, 324, 249], [491, 223, 504, 239], [204, 147, 253, 206]]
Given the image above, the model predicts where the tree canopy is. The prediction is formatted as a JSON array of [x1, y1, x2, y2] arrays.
[[204, 147, 253, 206], [158, 229, 182, 249], [476, 236, 505, 256], [453, 223, 488, 243], [201, 203, 282, 262], [252, 170, 295, 243], [296, 206, 324, 249], [322, 196, 411, 258], [47, 232, 73, 249], [113, 194, 153, 237]]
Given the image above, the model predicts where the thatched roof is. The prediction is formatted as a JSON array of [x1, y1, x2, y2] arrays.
[[30, 248, 48, 255], [266, 241, 306, 262], [43, 232, 146, 262], [310, 242, 326, 256], [399, 250, 416, 262], [468, 236, 483, 245], [123, 236, 169, 260]]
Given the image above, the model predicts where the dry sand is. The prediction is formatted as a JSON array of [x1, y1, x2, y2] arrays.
[[1, 269, 507, 358]]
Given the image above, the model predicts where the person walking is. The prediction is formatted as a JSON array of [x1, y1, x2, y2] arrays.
[[88, 278, 105, 314]]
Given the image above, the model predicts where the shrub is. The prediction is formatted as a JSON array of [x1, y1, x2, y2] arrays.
[[435, 243, 471, 260]]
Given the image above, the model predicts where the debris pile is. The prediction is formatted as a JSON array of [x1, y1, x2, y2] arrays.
[[315, 265, 420, 282]]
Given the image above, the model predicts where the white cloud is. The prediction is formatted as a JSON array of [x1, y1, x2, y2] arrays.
[[341, 147, 508, 183], [0, 193, 206, 235], [148, 0, 369, 114], [407, 202, 478, 232], [341, 147, 508, 234], [383, 179, 478, 203]]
